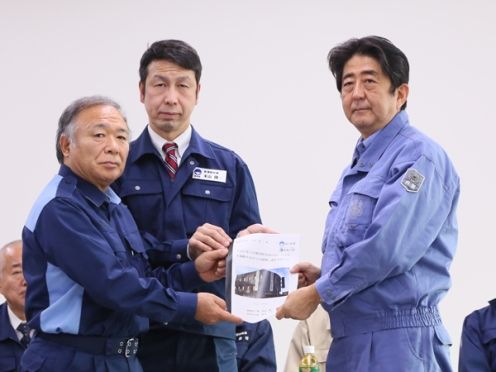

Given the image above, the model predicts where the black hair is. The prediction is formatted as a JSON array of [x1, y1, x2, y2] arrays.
[[328, 36, 409, 110], [139, 40, 202, 85]]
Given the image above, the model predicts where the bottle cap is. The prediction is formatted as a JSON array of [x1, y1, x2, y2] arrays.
[[303, 345, 315, 354]]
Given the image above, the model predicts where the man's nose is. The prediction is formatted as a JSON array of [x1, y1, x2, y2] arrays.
[[105, 136, 119, 153], [351, 82, 365, 99], [164, 87, 178, 105]]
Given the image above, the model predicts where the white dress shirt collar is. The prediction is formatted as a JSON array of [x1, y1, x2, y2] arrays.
[[147, 125, 192, 166]]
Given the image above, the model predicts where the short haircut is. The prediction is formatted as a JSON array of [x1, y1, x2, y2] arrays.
[[55, 96, 128, 164], [328, 36, 409, 110], [0, 240, 21, 278], [139, 40, 202, 85]]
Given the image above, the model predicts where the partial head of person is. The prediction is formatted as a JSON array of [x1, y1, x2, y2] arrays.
[[55, 96, 130, 191], [0, 240, 26, 320], [139, 39, 202, 141], [328, 36, 410, 138]]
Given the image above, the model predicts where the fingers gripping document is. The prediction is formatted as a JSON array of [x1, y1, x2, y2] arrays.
[[226, 233, 300, 323]]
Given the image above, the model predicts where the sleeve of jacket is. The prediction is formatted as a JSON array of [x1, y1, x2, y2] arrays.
[[459, 311, 492, 372], [36, 199, 197, 324], [229, 157, 262, 237], [316, 153, 460, 307]]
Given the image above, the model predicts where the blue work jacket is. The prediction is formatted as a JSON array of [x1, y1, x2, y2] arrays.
[[316, 111, 460, 338], [235, 320, 276, 372], [114, 126, 261, 338], [22, 165, 202, 338], [459, 299, 496, 371], [0, 303, 25, 372]]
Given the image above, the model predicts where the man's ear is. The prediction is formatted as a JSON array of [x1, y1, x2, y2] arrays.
[[139, 82, 145, 103], [396, 83, 409, 110], [60, 134, 71, 159], [195, 83, 201, 103]]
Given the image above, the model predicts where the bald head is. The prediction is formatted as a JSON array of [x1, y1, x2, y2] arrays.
[[0, 240, 26, 319]]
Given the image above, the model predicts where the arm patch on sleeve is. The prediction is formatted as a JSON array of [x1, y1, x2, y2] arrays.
[[401, 168, 425, 193]]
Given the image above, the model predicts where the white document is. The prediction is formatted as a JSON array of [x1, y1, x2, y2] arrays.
[[227, 233, 300, 323]]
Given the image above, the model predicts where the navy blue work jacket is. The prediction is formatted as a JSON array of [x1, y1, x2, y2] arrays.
[[235, 320, 276, 372], [459, 299, 496, 371], [22, 165, 202, 338], [114, 126, 261, 338], [0, 303, 25, 372]]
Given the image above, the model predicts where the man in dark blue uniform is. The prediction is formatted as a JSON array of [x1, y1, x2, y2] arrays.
[[0, 240, 29, 372], [21, 96, 241, 372], [114, 39, 272, 371], [459, 299, 496, 371]]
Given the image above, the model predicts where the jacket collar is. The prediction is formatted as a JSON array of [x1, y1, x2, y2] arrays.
[[58, 165, 121, 207], [128, 125, 215, 164], [352, 110, 409, 172], [0, 302, 18, 342]]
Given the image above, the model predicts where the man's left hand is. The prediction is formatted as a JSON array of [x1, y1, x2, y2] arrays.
[[275, 284, 320, 320]]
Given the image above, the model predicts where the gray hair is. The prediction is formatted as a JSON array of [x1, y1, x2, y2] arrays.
[[0, 240, 22, 278], [55, 95, 128, 164]]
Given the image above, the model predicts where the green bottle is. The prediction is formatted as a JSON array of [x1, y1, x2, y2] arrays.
[[299, 345, 319, 372]]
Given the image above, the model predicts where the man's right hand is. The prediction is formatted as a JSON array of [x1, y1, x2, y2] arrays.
[[188, 223, 232, 260], [291, 261, 321, 288], [194, 293, 242, 325]]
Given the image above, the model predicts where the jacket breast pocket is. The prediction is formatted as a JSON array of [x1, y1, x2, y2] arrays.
[[118, 179, 163, 232], [337, 178, 383, 247], [181, 182, 233, 233]]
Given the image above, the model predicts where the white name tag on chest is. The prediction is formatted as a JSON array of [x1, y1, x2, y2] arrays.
[[192, 167, 227, 183]]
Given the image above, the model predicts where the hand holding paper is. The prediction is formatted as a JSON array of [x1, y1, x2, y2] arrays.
[[275, 284, 321, 320], [226, 233, 300, 323]]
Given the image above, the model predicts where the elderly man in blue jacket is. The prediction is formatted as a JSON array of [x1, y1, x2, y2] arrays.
[[0, 240, 28, 372], [21, 96, 241, 372]]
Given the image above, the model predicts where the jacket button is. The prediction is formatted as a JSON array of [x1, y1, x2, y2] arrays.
[[134, 185, 141, 191], [205, 190, 211, 195], [176, 253, 182, 260]]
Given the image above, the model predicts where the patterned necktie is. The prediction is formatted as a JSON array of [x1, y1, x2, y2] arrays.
[[163, 142, 179, 179], [17, 322, 31, 348]]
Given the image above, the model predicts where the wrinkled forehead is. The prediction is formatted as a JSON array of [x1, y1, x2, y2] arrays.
[[74, 105, 129, 132]]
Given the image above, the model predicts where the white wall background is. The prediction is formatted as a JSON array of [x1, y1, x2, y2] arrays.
[[1, 0, 495, 369]]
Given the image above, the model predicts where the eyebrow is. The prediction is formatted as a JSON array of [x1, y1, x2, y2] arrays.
[[152, 75, 193, 83], [343, 69, 379, 80], [93, 123, 129, 134]]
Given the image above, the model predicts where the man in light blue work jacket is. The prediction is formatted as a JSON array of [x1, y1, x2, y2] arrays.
[[459, 299, 496, 371], [275, 36, 460, 371]]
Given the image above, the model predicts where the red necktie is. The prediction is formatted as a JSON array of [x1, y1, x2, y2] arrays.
[[163, 143, 178, 179]]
